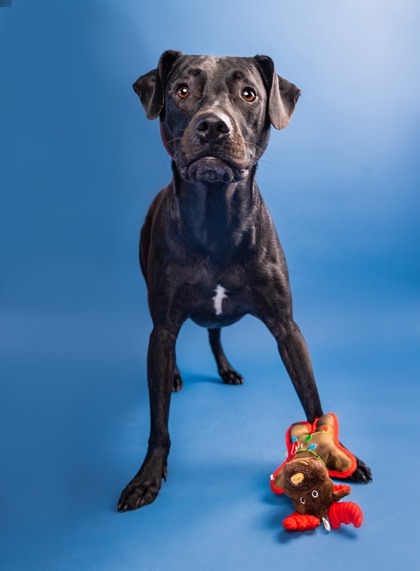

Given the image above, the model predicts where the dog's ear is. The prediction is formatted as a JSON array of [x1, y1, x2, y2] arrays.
[[254, 55, 301, 130], [133, 50, 182, 119]]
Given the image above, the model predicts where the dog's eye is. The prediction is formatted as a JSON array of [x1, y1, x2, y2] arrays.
[[300, 497, 305, 504], [312, 490, 319, 498], [176, 84, 190, 99], [241, 87, 257, 102]]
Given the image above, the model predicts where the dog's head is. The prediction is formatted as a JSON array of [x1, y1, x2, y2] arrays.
[[133, 51, 301, 184]]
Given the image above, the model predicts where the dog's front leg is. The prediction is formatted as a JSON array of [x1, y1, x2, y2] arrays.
[[118, 325, 178, 511], [265, 317, 372, 482], [263, 317, 323, 423]]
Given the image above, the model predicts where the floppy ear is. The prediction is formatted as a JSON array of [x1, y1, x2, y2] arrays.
[[254, 55, 301, 130], [133, 50, 182, 120]]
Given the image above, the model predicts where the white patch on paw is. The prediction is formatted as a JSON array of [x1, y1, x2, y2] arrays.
[[212, 284, 228, 315]]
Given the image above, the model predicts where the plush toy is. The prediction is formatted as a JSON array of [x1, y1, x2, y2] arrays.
[[270, 413, 364, 532]]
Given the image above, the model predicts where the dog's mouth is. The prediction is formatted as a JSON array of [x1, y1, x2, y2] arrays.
[[179, 156, 249, 184]]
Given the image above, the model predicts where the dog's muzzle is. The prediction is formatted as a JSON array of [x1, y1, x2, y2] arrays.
[[178, 111, 249, 184], [181, 157, 239, 183]]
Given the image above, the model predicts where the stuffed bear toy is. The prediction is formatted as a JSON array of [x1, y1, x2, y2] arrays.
[[270, 413, 364, 532]]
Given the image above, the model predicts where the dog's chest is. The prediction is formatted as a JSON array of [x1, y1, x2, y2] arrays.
[[186, 266, 250, 328], [212, 284, 228, 316]]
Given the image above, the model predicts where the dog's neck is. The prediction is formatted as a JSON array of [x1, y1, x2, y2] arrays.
[[171, 162, 260, 258]]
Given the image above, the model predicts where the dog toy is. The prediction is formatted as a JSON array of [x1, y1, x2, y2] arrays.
[[270, 413, 364, 532]]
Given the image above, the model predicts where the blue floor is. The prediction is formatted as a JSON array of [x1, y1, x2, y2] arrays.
[[2, 275, 419, 570], [1, 1, 419, 569]]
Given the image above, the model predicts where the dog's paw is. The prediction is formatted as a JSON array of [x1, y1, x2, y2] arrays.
[[339, 443, 373, 484], [118, 472, 164, 512], [347, 457, 373, 483], [172, 371, 183, 392], [220, 367, 244, 385]]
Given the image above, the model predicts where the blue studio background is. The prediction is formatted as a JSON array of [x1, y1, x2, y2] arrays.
[[1, 0, 419, 569]]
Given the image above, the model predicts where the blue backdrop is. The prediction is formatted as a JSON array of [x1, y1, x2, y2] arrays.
[[1, 1, 419, 569]]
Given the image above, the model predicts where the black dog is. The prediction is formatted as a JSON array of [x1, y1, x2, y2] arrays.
[[118, 51, 372, 512]]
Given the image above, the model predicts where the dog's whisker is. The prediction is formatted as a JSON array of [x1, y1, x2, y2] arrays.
[[164, 136, 184, 146], [242, 139, 270, 153], [258, 158, 281, 168]]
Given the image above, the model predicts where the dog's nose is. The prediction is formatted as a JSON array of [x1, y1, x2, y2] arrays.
[[196, 113, 230, 142]]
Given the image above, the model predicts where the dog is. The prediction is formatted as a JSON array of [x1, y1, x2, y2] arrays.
[[118, 51, 372, 512]]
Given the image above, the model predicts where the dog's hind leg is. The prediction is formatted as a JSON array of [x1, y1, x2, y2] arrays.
[[208, 328, 243, 385], [172, 364, 183, 392]]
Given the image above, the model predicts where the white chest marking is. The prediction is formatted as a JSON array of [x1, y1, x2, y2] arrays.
[[212, 284, 228, 315]]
